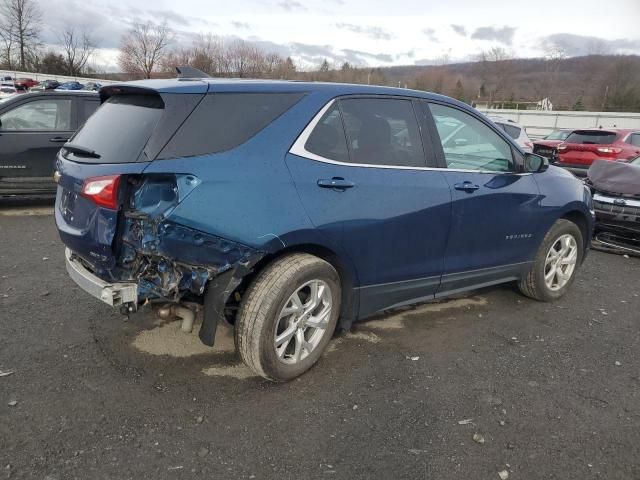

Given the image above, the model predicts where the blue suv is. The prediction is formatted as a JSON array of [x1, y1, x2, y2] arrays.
[[55, 78, 594, 381]]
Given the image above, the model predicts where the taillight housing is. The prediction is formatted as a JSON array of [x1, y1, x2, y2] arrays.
[[80, 175, 121, 209], [596, 147, 622, 154]]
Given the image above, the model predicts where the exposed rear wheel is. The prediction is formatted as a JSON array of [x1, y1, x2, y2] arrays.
[[235, 253, 341, 382], [518, 219, 584, 302]]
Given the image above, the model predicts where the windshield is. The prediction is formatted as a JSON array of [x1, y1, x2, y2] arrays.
[[65, 94, 163, 163], [545, 130, 570, 140]]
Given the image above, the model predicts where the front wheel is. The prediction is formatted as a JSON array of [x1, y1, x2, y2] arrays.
[[518, 219, 584, 302], [235, 253, 341, 382]]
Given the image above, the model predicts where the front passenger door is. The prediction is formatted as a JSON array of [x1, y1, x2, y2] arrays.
[[425, 102, 546, 295]]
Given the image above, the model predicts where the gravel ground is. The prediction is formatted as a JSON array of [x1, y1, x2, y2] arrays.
[[0, 206, 639, 480]]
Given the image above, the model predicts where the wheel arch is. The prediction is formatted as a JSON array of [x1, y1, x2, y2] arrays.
[[560, 209, 592, 256], [231, 243, 359, 330]]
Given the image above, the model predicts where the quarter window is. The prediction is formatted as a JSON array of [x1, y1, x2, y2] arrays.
[[429, 104, 513, 172], [0, 99, 72, 131], [304, 103, 349, 162], [339, 98, 425, 167], [628, 133, 640, 147]]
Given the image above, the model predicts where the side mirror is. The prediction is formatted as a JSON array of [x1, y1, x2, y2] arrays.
[[524, 152, 549, 173]]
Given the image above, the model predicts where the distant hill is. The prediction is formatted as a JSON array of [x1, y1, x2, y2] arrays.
[[377, 55, 640, 112]]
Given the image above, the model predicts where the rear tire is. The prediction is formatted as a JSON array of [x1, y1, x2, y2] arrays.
[[518, 219, 584, 302], [235, 253, 341, 382]]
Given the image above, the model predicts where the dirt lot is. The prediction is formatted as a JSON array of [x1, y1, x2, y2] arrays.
[[1, 206, 639, 480]]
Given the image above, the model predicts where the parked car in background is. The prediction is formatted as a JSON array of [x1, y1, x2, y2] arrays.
[[533, 129, 573, 159], [82, 82, 102, 91], [587, 157, 640, 256], [0, 85, 19, 99], [56, 78, 593, 381], [56, 81, 84, 91], [555, 128, 640, 176], [488, 116, 533, 152], [30, 80, 60, 91], [14, 78, 38, 89], [0, 90, 100, 196]]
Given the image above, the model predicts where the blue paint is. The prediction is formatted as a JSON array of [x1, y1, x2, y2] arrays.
[[56, 79, 593, 324]]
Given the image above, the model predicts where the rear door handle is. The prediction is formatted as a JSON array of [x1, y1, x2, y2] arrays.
[[454, 181, 480, 192], [49, 137, 70, 143], [317, 177, 355, 190]]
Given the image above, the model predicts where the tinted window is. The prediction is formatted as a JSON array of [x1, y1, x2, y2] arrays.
[[545, 130, 570, 140], [565, 131, 617, 145], [66, 94, 163, 163], [430, 103, 513, 172], [82, 99, 99, 122], [304, 103, 349, 162], [338, 98, 425, 167], [0, 99, 72, 131], [160, 93, 304, 159], [628, 133, 640, 147], [501, 123, 521, 140]]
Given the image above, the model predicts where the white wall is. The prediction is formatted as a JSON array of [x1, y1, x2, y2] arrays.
[[477, 109, 640, 138], [0, 69, 117, 85]]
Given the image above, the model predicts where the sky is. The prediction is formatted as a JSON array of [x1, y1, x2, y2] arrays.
[[38, 0, 640, 71]]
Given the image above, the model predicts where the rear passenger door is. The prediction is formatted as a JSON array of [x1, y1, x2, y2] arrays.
[[287, 96, 452, 316], [423, 101, 546, 295], [0, 95, 75, 180]]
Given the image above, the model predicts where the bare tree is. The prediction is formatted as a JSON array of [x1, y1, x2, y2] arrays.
[[0, 0, 41, 70], [118, 21, 172, 79], [60, 27, 95, 76]]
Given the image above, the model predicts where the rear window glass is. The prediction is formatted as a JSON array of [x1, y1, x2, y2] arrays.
[[66, 94, 163, 163], [565, 131, 618, 145], [545, 130, 570, 140], [159, 93, 304, 159]]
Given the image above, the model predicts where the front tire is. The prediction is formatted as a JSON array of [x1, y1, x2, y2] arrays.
[[235, 253, 341, 382], [518, 219, 584, 302]]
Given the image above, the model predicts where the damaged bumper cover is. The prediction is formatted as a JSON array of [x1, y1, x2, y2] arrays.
[[65, 248, 138, 307]]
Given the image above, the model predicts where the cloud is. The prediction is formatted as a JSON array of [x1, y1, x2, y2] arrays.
[[231, 21, 250, 29], [342, 49, 393, 64], [471, 26, 516, 45], [277, 0, 306, 11], [335, 23, 394, 41], [543, 33, 640, 56], [451, 24, 467, 36], [423, 28, 438, 43], [152, 10, 192, 27]]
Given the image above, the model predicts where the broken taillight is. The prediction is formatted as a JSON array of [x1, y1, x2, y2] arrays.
[[81, 175, 121, 209]]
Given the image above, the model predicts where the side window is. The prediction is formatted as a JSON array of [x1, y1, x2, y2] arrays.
[[82, 99, 100, 122], [628, 133, 640, 147], [0, 99, 72, 131], [159, 93, 304, 158], [339, 98, 425, 167], [429, 104, 513, 172], [502, 123, 521, 140], [304, 103, 349, 162]]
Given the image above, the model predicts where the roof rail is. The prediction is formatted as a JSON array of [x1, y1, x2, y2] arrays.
[[175, 66, 211, 79]]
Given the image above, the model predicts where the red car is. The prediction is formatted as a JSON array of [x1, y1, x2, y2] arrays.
[[532, 129, 573, 159], [555, 128, 640, 176], [14, 77, 38, 89]]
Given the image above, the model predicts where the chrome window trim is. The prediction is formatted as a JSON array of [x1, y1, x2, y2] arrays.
[[289, 98, 531, 176]]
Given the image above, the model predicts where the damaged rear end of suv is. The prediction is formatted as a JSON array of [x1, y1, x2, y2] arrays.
[[55, 78, 318, 375]]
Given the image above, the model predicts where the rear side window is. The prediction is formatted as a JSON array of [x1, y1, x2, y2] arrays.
[[500, 123, 521, 140], [304, 103, 349, 162], [628, 133, 640, 147], [339, 98, 425, 167], [159, 93, 304, 159], [66, 94, 163, 163], [0, 99, 72, 131], [565, 131, 617, 145]]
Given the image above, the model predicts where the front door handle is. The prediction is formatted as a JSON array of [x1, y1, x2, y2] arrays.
[[317, 177, 355, 190], [454, 181, 480, 192], [49, 137, 70, 143]]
